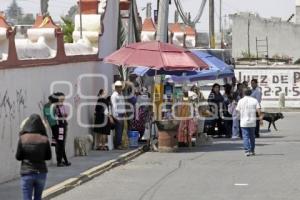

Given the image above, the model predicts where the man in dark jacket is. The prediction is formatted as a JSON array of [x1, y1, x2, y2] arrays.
[[16, 114, 52, 200]]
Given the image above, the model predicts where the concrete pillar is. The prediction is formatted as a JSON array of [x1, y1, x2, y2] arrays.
[[98, 0, 119, 93], [296, 0, 300, 24], [146, 3, 152, 18], [156, 0, 169, 42]]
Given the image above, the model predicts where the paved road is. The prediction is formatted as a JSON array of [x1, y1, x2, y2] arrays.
[[0, 149, 130, 199], [54, 112, 300, 200]]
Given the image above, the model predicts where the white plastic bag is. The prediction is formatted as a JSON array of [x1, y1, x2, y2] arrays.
[[142, 123, 151, 140]]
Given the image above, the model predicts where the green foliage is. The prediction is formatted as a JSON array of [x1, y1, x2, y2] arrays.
[[294, 58, 300, 65], [61, 17, 75, 43], [241, 50, 256, 59]]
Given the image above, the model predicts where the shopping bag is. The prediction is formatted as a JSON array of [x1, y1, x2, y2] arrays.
[[142, 124, 150, 140]]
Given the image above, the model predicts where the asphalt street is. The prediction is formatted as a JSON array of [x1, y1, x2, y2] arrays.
[[54, 112, 300, 200]]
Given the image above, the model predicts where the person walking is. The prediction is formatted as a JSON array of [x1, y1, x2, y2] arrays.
[[251, 79, 262, 138], [236, 89, 263, 156], [208, 83, 224, 137], [94, 89, 111, 150], [53, 92, 71, 167], [16, 114, 52, 200], [111, 81, 126, 150]]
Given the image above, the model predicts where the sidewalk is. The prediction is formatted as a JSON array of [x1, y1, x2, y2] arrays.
[[0, 148, 142, 199]]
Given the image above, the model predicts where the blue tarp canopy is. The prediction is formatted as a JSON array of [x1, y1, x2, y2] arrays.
[[131, 50, 234, 82]]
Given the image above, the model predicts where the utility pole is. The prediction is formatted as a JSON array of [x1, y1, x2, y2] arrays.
[[209, 0, 215, 48], [146, 3, 152, 18], [247, 14, 251, 58], [156, 0, 169, 42], [219, 0, 222, 33], [219, 0, 223, 48], [79, 0, 83, 39]]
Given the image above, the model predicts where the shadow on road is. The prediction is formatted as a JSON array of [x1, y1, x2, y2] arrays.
[[175, 141, 270, 153], [255, 153, 285, 157], [259, 135, 286, 139]]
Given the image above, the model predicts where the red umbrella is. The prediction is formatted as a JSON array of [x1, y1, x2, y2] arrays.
[[104, 41, 208, 71]]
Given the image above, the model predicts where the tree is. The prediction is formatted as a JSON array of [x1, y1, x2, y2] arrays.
[[5, 0, 23, 25], [65, 5, 78, 22], [20, 14, 35, 25], [61, 17, 74, 43]]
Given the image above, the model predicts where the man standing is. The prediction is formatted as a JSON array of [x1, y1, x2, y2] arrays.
[[111, 81, 126, 150], [251, 79, 262, 138], [236, 89, 263, 156]]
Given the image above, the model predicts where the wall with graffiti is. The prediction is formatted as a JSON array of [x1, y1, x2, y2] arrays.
[[0, 61, 116, 183]]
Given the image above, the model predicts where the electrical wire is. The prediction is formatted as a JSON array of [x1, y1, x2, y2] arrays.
[[174, 0, 207, 26]]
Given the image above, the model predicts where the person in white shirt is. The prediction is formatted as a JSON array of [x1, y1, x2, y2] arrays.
[[236, 89, 263, 156], [111, 81, 126, 149], [251, 79, 262, 138]]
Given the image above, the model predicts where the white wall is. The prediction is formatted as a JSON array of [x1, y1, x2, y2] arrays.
[[235, 65, 300, 108], [0, 0, 120, 184], [231, 14, 300, 61], [0, 62, 107, 183]]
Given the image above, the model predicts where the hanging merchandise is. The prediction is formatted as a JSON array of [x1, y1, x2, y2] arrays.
[[162, 77, 174, 120]]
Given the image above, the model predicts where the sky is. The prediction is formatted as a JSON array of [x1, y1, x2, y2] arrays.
[[0, 0, 296, 31]]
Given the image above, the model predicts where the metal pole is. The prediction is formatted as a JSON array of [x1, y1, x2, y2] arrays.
[[157, 0, 160, 11], [248, 14, 251, 58], [79, 0, 83, 39], [146, 3, 152, 18], [209, 0, 215, 48], [156, 0, 169, 42], [219, 0, 222, 33]]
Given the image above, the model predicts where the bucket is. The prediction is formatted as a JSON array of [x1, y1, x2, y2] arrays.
[[128, 131, 139, 148], [156, 120, 179, 152]]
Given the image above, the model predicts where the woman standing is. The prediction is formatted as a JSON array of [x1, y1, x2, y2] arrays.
[[16, 114, 52, 200], [223, 84, 233, 138], [208, 83, 225, 137], [94, 89, 111, 150], [53, 92, 71, 167], [177, 92, 197, 147]]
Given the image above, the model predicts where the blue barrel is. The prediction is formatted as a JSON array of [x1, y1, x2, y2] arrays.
[[128, 131, 139, 148]]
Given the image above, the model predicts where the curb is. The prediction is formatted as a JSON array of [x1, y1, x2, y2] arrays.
[[262, 108, 300, 112], [42, 146, 146, 200]]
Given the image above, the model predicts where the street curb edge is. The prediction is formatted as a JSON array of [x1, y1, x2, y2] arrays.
[[42, 146, 146, 200]]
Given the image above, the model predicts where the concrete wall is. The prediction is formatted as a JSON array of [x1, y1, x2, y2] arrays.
[[0, 0, 119, 184], [231, 13, 300, 61], [297, 6, 300, 24], [235, 65, 300, 108], [193, 65, 300, 109], [0, 61, 118, 183]]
